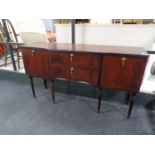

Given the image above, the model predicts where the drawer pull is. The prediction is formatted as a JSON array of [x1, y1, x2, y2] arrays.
[[70, 67, 74, 75], [121, 57, 126, 66], [31, 50, 35, 56], [70, 53, 74, 61]]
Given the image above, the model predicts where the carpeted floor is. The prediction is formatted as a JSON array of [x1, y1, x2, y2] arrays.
[[0, 79, 154, 135]]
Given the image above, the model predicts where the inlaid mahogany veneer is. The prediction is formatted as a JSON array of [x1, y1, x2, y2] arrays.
[[20, 43, 148, 119]]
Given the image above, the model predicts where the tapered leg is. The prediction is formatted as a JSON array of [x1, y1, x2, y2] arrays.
[[4, 49, 8, 67], [51, 80, 55, 103], [43, 79, 48, 89], [97, 88, 102, 113], [127, 93, 137, 119], [17, 50, 20, 70], [29, 76, 36, 98], [126, 93, 132, 105], [97, 95, 102, 113]]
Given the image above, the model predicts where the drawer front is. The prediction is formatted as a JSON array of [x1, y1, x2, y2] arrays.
[[50, 52, 71, 66], [72, 68, 98, 86], [50, 52, 99, 70], [50, 64, 99, 86], [21, 49, 50, 79], [50, 64, 72, 80], [100, 55, 147, 92], [72, 54, 99, 70]]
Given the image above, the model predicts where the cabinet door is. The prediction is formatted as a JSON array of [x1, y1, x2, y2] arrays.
[[21, 49, 50, 79], [100, 55, 147, 92]]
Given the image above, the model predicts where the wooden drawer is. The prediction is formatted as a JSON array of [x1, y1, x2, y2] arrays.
[[50, 64, 99, 86], [50, 64, 72, 80], [50, 52, 71, 66], [21, 49, 50, 79], [50, 52, 100, 71], [100, 55, 147, 92], [72, 68, 99, 86]]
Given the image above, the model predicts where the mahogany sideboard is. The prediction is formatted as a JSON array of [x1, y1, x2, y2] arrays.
[[19, 43, 148, 118]]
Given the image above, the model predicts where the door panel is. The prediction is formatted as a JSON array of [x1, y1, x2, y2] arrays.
[[21, 49, 50, 79], [100, 55, 147, 92]]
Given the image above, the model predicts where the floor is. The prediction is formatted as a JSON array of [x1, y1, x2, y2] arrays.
[[0, 79, 154, 135]]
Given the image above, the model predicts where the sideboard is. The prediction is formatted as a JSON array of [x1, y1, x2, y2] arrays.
[[19, 43, 148, 118]]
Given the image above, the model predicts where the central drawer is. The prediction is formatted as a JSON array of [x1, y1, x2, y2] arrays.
[[50, 64, 99, 86], [50, 52, 100, 71]]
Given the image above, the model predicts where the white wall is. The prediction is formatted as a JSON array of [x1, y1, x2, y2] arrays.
[[55, 24, 155, 50]]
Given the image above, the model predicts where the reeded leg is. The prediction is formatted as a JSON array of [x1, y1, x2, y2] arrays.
[[97, 88, 102, 113], [43, 79, 48, 89], [51, 80, 55, 103], [127, 93, 137, 119], [29, 76, 36, 98]]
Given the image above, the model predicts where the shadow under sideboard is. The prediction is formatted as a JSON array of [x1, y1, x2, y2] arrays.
[[0, 69, 155, 107]]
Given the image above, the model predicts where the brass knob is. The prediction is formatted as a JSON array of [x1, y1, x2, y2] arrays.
[[70, 67, 74, 75], [121, 57, 126, 66], [70, 53, 74, 61], [31, 49, 35, 56]]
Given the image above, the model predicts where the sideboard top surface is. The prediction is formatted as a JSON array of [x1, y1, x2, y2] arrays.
[[19, 42, 148, 56]]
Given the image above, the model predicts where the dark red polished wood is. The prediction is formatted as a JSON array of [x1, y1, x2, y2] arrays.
[[50, 52, 100, 71], [20, 43, 148, 118], [49, 51, 100, 86], [20, 42, 147, 56], [100, 55, 147, 92], [22, 49, 50, 79], [50, 64, 99, 86]]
